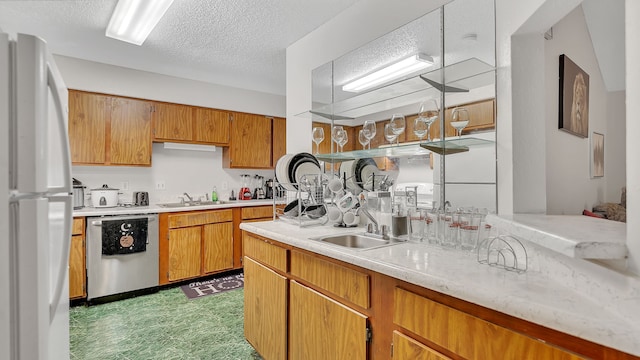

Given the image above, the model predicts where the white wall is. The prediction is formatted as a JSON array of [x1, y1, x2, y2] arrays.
[[56, 56, 284, 204], [544, 6, 611, 214], [626, 0, 640, 274], [606, 91, 626, 203]]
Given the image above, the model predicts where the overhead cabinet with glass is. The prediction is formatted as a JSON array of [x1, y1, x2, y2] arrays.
[[302, 0, 497, 211]]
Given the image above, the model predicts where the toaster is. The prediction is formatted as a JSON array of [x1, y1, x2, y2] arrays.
[[133, 191, 149, 206]]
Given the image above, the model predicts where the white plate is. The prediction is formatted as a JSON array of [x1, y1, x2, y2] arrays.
[[294, 161, 321, 185], [275, 154, 295, 191], [360, 164, 380, 191]]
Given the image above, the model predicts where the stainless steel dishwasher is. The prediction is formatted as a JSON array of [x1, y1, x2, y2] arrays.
[[86, 214, 159, 301]]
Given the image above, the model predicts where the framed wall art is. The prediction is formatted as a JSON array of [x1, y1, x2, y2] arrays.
[[559, 54, 589, 138], [591, 132, 604, 178]]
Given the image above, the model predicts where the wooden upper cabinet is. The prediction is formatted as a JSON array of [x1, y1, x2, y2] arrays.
[[444, 98, 495, 135], [68, 90, 108, 164], [223, 113, 273, 169], [194, 107, 230, 145], [110, 97, 152, 166], [68, 90, 152, 166], [152, 102, 193, 142], [272, 117, 286, 164]]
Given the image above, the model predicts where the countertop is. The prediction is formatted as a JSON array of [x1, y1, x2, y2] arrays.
[[73, 199, 275, 217], [240, 220, 640, 357], [486, 214, 628, 259]]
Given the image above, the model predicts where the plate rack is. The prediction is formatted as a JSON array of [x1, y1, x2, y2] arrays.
[[274, 174, 329, 227]]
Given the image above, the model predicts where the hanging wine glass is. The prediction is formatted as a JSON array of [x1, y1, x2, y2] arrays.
[[358, 129, 370, 150], [451, 107, 470, 138], [384, 123, 398, 145], [418, 99, 439, 141], [312, 127, 325, 154], [362, 120, 376, 149], [389, 114, 405, 145]]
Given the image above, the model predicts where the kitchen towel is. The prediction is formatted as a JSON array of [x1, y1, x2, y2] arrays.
[[180, 273, 244, 300]]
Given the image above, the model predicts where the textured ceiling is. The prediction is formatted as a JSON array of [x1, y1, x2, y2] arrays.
[[0, 0, 359, 96]]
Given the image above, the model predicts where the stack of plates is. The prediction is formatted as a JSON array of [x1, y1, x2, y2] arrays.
[[275, 152, 321, 191], [340, 158, 380, 192]]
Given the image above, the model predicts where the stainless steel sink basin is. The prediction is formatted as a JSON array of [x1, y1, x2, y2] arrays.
[[157, 200, 231, 208], [310, 233, 404, 250]]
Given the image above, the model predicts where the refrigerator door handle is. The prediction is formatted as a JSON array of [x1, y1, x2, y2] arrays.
[[47, 194, 72, 323], [46, 62, 72, 194]]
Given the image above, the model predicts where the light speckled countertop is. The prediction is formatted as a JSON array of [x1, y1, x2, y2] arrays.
[[73, 199, 275, 217], [240, 220, 640, 357]]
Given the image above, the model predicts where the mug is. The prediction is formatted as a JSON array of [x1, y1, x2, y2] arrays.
[[328, 177, 343, 194], [343, 211, 360, 226], [337, 192, 358, 213], [327, 206, 343, 224]]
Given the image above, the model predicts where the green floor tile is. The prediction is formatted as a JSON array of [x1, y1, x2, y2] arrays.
[[70, 288, 260, 360]]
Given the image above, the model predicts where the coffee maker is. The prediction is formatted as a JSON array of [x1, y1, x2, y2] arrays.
[[265, 178, 275, 199]]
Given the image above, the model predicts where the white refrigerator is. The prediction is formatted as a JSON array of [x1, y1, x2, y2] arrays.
[[0, 33, 72, 359]]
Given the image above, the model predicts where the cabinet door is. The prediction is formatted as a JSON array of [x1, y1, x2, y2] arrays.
[[203, 222, 233, 273], [227, 113, 272, 168], [110, 97, 152, 165], [68, 90, 108, 164], [272, 117, 286, 164], [393, 331, 451, 360], [194, 107, 230, 144], [244, 257, 287, 360], [69, 235, 85, 299], [152, 102, 193, 141], [168, 227, 202, 282], [289, 280, 367, 360]]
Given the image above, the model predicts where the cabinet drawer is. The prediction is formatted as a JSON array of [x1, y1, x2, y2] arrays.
[[290, 250, 369, 309], [168, 209, 232, 228], [241, 205, 272, 220], [72, 217, 84, 235], [393, 331, 451, 360], [243, 233, 287, 273], [393, 288, 585, 359]]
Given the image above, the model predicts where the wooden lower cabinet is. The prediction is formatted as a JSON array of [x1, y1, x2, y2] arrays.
[[242, 231, 639, 360], [289, 280, 368, 360], [160, 209, 233, 284], [69, 217, 86, 299], [244, 257, 288, 360]]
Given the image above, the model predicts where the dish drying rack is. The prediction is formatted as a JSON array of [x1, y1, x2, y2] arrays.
[[477, 235, 528, 273], [274, 174, 328, 227]]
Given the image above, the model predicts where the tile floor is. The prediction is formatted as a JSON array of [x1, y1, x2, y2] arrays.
[[70, 287, 260, 359]]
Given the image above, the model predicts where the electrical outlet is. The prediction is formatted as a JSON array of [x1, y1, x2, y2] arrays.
[[222, 181, 228, 190], [121, 181, 129, 191], [155, 181, 166, 190]]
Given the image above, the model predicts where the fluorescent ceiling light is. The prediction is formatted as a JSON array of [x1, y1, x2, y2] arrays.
[[106, 0, 174, 45], [342, 54, 434, 93]]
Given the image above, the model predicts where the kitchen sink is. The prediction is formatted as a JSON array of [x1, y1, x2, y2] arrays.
[[157, 200, 231, 208], [309, 233, 405, 250]]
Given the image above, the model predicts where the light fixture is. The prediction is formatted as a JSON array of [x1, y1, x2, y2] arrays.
[[342, 53, 434, 93], [163, 142, 217, 152], [106, 0, 174, 46]]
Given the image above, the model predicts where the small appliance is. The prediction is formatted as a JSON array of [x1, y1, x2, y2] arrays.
[[72, 177, 85, 209], [265, 178, 274, 199], [133, 191, 149, 206], [239, 174, 253, 200], [253, 175, 265, 199], [90, 184, 119, 208]]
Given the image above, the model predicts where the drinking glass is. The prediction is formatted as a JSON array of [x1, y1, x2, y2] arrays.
[[409, 209, 425, 241], [418, 99, 439, 141], [337, 128, 348, 152], [312, 127, 324, 154], [413, 117, 428, 142], [358, 129, 370, 150], [451, 107, 470, 138], [332, 126, 345, 152], [384, 123, 398, 145], [362, 120, 376, 149], [389, 114, 405, 145]]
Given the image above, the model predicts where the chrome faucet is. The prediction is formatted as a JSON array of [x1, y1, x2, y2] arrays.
[[358, 206, 379, 234], [183, 192, 194, 202]]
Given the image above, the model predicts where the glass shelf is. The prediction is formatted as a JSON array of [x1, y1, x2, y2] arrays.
[[297, 57, 495, 121], [314, 136, 494, 163]]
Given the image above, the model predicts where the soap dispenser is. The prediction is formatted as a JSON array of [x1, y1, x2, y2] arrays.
[[211, 186, 218, 202]]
